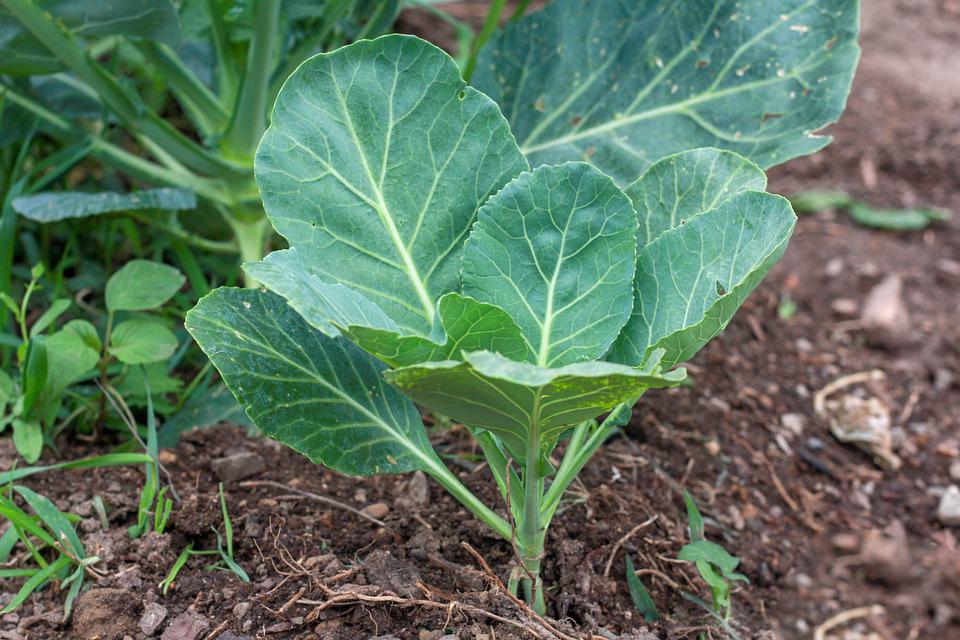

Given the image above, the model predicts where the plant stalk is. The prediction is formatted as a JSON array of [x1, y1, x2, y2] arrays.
[[226, 215, 270, 287], [518, 417, 546, 615]]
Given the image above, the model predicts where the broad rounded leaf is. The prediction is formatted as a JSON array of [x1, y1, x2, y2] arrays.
[[44, 326, 99, 395], [386, 350, 685, 461], [12, 419, 42, 463], [474, 0, 860, 184], [14, 188, 196, 223], [109, 319, 178, 365], [105, 260, 185, 312], [608, 191, 796, 367], [185, 288, 442, 476], [627, 148, 766, 248], [344, 293, 531, 368], [256, 34, 528, 335], [462, 162, 637, 367]]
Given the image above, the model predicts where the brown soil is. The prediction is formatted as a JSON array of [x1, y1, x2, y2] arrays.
[[3, 1, 960, 639]]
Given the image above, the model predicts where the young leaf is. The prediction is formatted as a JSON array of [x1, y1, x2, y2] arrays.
[[44, 325, 99, 396], [625, 554, 660, 621], [105, 260, 185, 312], [20, 337, 47, 417], [12, 418, 42, 463], [627, 148, 767, 248], [608, 191, 796, 368], [108, 319, 178, 365], [254, 34, 528, 335], [14, 485, 85, 558], [344, 293, 531, 368], [683, 490, 705, 542], [28, 298, 70, 337], [12, 188, 196, 223], [678, 540, 749, 583], [462, 162, 637, 367], [185, 288, 443, 477], [386, 350, 685, 462], [474, 0, 861, 184]]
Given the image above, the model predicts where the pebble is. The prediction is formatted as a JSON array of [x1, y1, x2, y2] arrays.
[[211, 452, 266, 483], [160, 612, 210, 640], [824, 257, 844, 277], [831, 297, 859, 316], [861, 275, 911, 347], [362, 502, 390, 519], [781, 413, 806, 436], [951, 460, 960, 482], [139, 603, 167, 636], [395, 471, 430, 509], [232, 601, 251, 620], [937, 485, 960, 526]]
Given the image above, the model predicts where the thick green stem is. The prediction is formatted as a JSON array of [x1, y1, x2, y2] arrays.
[[226, 216, 270, 287], [518, 419, 546, 615], [462, 0, 507, 82]]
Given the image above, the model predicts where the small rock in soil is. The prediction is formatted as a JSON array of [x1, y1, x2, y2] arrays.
[[781, 412, 806, 436], [950, 460, 960, 482], [861, 274, 911, 347], [232, 601, 251, 620], [217, 634, 253, 640], [139, 602, 167, 636], [937, 485, 960, 526], [362, 549, 421, 597], [211, 451, 265, 482], [831, 297, 859, 316], [394, 471, 430, 509], [859, 521, 913, 584], [362, 502, 390, 519], [72, 588, 141, 640], [160, 611, 210, 640]]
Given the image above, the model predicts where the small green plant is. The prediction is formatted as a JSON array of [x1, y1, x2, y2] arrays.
[[679, 491, 749, 623], [187, 1, 859, 615], [625, 553, 660, 622], [159, 482, 248, 594], [789, 190, 951, 230]]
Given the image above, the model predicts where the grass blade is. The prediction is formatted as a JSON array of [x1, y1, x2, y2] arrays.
[[625, 554, 660, 622]]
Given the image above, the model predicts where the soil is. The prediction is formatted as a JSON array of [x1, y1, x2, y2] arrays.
[[3, 1, 960, 639]]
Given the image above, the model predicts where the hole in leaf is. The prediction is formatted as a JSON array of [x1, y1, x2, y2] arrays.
[[457, 90, 466, 100]]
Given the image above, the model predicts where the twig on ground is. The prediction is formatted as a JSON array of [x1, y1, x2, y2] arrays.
[[602, 515, 657, 577], [813, 604, 885, 640], [813, 369, 886, 416], [238, 480, 387, 528]]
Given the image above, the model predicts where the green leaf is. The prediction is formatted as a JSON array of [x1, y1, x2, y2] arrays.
[[44, 324, 99, 396], [608, 191, 796, 368], [788, 189, 851, 214], [0, 369, 12, 413], [12, 418, 42, 463], [105, 260, 185, 312], [0, 0, 182, 76], [625, 554, 660, 621], [109, 319, 178, 365], [0, 453, 152, 485], [14, 485, 84, 558], [344, 293, 530, 368], [20, 337, 47, 418], [13, 188, 196, 223], [28, 298, 70, 337], [255, 34, 528, 335], [627, 148, 767, 248], [244, 248, 398, 338], [462, 162, 637, 367], [474, 0, 860, 184], [683, 490, 705, 542], [848, 203, 951, 231], [62, 319, 101, 352], [386, 350, 685, 461], [1, 555, 70, 614], [185, 288, 442, 477], [678, 540, 748, 582]]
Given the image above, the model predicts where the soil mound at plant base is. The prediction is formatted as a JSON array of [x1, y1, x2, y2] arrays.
[[72, 588, 140, 640]]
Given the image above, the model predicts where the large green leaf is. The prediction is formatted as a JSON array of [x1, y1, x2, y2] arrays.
[[185, 288, 441, 476], [386, 350, 685, 461], [627, 148, 766, 248], [13, 188, 196, 223], [461, 162, 637, 367], [474, 0, 860, 184], [608, 191, 796, 368], [344, 293, 530, 368], [0, 0, 182, 76], [255, 34, 528, 335], [44, 323, 99, 396]]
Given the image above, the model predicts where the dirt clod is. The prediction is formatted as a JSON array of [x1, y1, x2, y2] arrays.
[[72, 588, 140, 640], [159, 611, 209, 640], [138, 602, 167, 636], [211, 452, 265, 483]]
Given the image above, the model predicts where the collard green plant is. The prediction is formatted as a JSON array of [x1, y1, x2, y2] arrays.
[[188, 0, 858, 614]]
